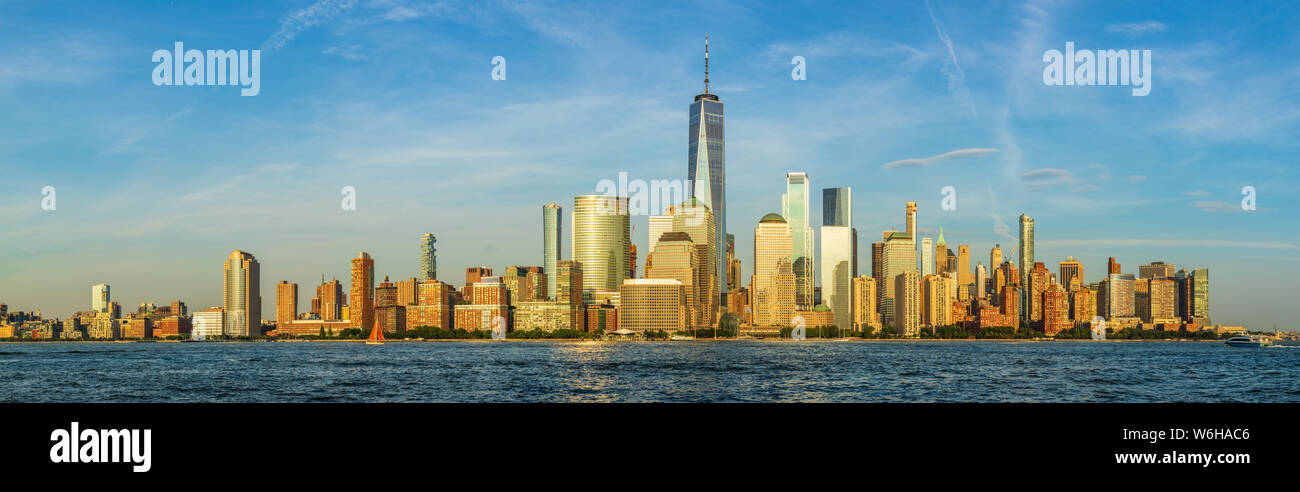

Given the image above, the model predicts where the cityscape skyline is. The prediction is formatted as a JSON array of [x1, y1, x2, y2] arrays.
[[1, 1, 1297, 330]]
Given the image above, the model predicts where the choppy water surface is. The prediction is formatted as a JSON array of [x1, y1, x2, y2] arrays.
[[1, 340, 1297, 402]]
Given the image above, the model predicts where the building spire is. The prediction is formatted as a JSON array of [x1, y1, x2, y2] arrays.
[[704, 34, 710, 94]]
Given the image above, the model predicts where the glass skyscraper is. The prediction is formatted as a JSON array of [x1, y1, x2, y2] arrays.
[[688, 36, 727, 309], [223, 250, 260, 337], [543, 202, 562, 301], [572, 195, 629, 294], [419, 233, 437, 282], [821, 187, 853, 331], [783, 172, 814, 310], [1019, 214, 1035, 324]]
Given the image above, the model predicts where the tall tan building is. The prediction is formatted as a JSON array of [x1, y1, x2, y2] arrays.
[[645, 231, 701, 328], [921, 274, 951, 328], [619, 279, 687, 333], [1043, 283, 1071, 335], [990, 245, 1003, 280], [1059, 257, 1083, 292], [1029, 262, 1050, 322], [276, 280, 297, 325], [852, 275, 878, 332], [317, 278, 343, 321], [1139, 261, 1175, 280], [753, 213, 794, 327], [223, 250, 261, 337], [1071, 287, 1094, 323], [572, 195, 630, 295], [957, 245, 971, 287], [672, 198, 716, 323], [894, 270, 920, 336], [350, 252, 375, 330]]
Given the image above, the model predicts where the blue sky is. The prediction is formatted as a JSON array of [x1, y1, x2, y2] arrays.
[[1, 0, 1298, 329]]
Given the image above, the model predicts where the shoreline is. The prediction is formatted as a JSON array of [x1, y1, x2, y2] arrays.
[[0, 337, 1237, 344]]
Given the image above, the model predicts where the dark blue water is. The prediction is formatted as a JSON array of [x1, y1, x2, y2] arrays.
[[1, 340, 1297, 402]]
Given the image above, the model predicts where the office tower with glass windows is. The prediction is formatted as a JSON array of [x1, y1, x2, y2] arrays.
[[350, 252, 375, 330], [572, 195, 630, 295], [223, 250, 261, 337], [753, 214, 794, 327], [783, 172, 814, 310], [687, 36, 727, 308], [821, 187, 854, 331]]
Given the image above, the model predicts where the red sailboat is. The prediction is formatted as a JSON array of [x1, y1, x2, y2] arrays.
[[366, 326, 385, 345]]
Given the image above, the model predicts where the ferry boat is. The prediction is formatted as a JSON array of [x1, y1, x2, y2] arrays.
[[1225, 335, 1272, 347]]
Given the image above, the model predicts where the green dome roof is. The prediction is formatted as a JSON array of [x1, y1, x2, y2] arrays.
[[759, 213, 786, 223]]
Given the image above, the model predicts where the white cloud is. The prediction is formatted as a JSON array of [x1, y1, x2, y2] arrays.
[[264, 0, 359, 51], [881, 148, 999, 169], [1192, 201, 1242, 213], [1183, 190, 1211, 197]]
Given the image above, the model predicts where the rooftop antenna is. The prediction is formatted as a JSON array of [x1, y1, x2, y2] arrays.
[[704, 34, 710, 94]]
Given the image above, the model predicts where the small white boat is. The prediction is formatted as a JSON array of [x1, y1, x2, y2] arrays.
[[1225, 335, 1272, 347], [669, 335, 695, 341]]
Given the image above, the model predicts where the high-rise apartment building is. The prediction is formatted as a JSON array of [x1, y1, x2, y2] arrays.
[[543, 202, 561, 300], [223, 250, 261, 337], [350, 252, 375, 331], [1029, 262, 1050, 323], [1043, 283, 1070, 336], [1104, 273, 1136, 319], [1191, 268, 1210, 321], [852, 275, 878, 332], [894, 271, 921, 336], [753, 213, 794, 327], [276, 280, 297, 324], [783, 172, 815, 310], [921, 274, 951, 328], [821, 187, 854, 331], [1108, 257, 1122, 275], [687, 36, 728, 308], [572, 194, 630, 294], [1018, 214, 1034, 324], [975, 263, 987, 299], [920, 237, 934, 277], [317, 278, 343, 321], [419, 233, 437, 282], [91, 284, 110, 313], [880, 203, 917, 328]]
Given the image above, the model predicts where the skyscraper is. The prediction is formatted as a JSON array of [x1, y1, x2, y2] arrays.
[[644, 231, 699, 327], [1191, 268, 1210, 321], [276, 280, 297, 324], [223, 250, 261, 337], [543, 202, 562, 301], [572, 195, 630, 294], [975, 263, 987, 299], [91, 283, 110, 313], [920, 237, 933, 277], [419, 233, 437, 282], [672, 198, 716, 325], [648, 208, 675, 256], [753, 213, 794, 327], [894, 271, 921, 336], [880, 203, 917, 328], [1059, 257, 1083, 292], [1018, 214, 1035, 324], [687, 35, 727, 307], [821, 187, 854, 331], [783, 172, 814, 310], [1139, 261, 1175, 280], [350, 252, 375, 331], [957, 245, 971, 288], [935, 228, 948, 276]]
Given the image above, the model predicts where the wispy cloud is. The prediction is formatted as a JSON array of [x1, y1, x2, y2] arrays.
[[1129, 175, 1148, 183], [925, 0, 975, 116], [881, 148, 998, 169], [1105, 21, 1168, 36], [1183, 190, 1211, 197], [263, 0, 359, 51]]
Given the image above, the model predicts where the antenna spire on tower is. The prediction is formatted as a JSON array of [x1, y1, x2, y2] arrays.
[[704, 34, 710, 94]]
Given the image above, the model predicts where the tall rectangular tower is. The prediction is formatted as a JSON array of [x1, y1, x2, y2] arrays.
[[1018, 214, 1035, 324], [783, 172, 814, 310], [821, 187, 853, 331], [688, 36, 727, 308], [223, 250, 261, 337], [350, 252, 375, 330], [543, 202, 562, 300]]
